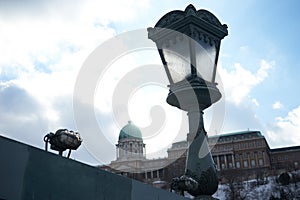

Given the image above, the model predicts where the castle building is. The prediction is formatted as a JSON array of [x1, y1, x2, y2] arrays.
[[115, 121, 146, 161], [104, 121, 169, 184], [101, 123, 300, 187], [209, 131, 271, 171]]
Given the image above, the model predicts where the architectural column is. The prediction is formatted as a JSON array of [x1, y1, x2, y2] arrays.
[[224, 154, 228, 169], [116, 146, 119, 159], [248, 153, 251, 168], [255, 152, 258, 166], [232, 154, 235, 168], [263, 151, 267, 167], [216, 156, 220, 170]]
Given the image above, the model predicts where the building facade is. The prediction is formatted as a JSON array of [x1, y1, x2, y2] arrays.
[[101, 121, 169, 186], [100, 123, 300, 187]]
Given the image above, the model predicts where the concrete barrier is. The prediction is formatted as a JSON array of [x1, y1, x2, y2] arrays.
[[0, 136, 187, 200]]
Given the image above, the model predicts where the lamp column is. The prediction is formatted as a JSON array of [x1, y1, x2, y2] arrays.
[[148, 4, 228, 199]]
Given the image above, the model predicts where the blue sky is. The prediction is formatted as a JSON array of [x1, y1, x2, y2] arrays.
[[0, 0, 300, 165]]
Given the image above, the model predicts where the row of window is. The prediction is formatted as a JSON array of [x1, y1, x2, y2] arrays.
[[218, 158, 264, 170], [119, 143, 144, 149], [145, 169, 164, 179], [235, 151, 263, 160], [212, 140, 264, 152], [235, 140, 263, 150], [271, 154, 292, 161], [238, 159, 264, 168], [210, 133, 260, 143]]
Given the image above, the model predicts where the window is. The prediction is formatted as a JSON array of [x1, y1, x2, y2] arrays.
[[241, 143, 246, 149], [251, 160, 256, 167], [229, 163, 233, 168], [153, 171, 157, 178], [221, 163, 225, 169], [259, 159, 263, 166], [278, 156, 282, 161], [243, 160, 248, 168], [295, 162, 298, 167], [236, 162, 241, 168], [284, 155, 288, 160], [249, 142, 254, 148], [159, 169, 164, 178], [235, 154, 240, 160], [258, 151, 262, 158], [243, 153, 247, 159], [147, 172, 151, 179], [221, 155, 225, 161], [250, 152, 255, 159], [234, 144, 239, 150], [257, 141, 262, 147]]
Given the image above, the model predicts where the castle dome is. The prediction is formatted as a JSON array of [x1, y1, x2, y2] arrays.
[[118, 121, 143, 141]]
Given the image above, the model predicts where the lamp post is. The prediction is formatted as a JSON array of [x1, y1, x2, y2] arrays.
[[148, 4, 228, 198]]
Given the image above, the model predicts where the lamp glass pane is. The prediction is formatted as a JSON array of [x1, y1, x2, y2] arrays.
[[194, 40, 217, 82], [162, 36, 191, 83]]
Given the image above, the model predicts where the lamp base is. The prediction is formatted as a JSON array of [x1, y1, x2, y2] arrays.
[[168, 88, 220, 197], [166, 77, 221, 111]]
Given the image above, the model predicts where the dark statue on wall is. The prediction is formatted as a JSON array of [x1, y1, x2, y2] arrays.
[[44, 129, 82, 158]]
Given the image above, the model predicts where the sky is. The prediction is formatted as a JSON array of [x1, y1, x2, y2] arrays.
[[1, 0, 300, 165]]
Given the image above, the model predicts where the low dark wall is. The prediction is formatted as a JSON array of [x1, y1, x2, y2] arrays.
[[0, 136, 187, 200]]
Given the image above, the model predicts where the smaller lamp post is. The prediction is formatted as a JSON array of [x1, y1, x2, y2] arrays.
[[148, 4, 228, 198]]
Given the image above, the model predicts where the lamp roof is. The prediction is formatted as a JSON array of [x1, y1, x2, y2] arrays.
[[149, 4, 228, 39]]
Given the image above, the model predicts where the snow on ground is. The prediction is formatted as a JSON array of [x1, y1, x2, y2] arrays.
[[212, 171, 300, 200]]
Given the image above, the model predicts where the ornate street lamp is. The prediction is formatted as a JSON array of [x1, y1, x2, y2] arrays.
[[148, 4, 228, 198]]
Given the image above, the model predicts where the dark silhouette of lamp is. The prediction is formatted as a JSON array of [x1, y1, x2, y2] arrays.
[[148, 4, 228, 198]]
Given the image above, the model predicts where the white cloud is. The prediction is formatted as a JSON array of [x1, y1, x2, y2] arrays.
[[266, 106, 300, 148], [212, 60, 274, 134], [252, 98, 259, 107], [239, 45, 249, 52], [0, 0, 152, 124], [218, 59, 274, 105], [272, 101, 283, 110], [0, 0, 151, 165]]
